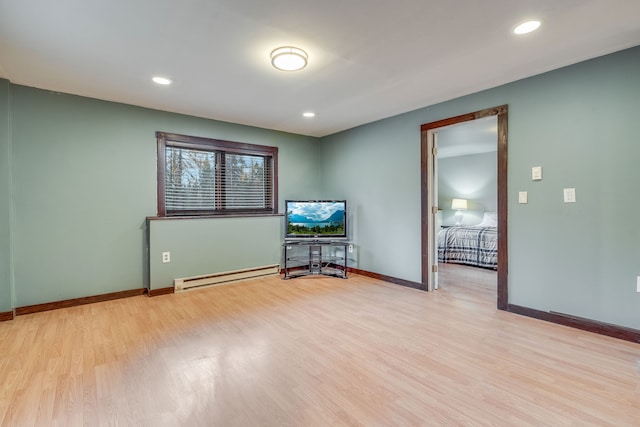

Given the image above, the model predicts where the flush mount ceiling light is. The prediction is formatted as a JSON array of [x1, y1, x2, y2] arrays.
[[303, 112, 315, 118], [152, 76, 172, 85], [513, 20, 541, 35], [270, 46, 308, 71]]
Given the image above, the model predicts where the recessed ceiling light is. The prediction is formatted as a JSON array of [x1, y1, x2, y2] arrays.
[[513, 20, 541, 35], [271, 46, 308, 71], [152, 76, 172, 85], [303, 112, 315, 118]]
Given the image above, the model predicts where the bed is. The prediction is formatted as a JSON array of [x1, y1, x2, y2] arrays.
[[437, 212, 498, 270]]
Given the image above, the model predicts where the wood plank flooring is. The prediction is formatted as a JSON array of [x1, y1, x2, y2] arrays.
[[1, 271, 639, 426]]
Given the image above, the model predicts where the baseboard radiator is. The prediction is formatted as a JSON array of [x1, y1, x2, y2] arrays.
[[174, 264, 280, 291]]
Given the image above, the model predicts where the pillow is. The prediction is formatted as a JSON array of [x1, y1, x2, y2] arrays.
[[477, 211, 497, 227]]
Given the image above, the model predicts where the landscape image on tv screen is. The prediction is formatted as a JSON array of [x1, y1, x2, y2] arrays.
[[286, 201, 346, 237]]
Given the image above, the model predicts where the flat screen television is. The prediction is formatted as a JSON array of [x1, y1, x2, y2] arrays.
[[285, 200, 347, 241]]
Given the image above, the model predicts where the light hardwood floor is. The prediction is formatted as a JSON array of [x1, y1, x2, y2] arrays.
[[1, 270, 638, 426]]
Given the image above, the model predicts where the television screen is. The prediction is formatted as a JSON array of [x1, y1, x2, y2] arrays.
[[285, 200, 347, 240]]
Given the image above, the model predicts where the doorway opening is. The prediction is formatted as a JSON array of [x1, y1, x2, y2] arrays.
[[420, 105, 508, 310]]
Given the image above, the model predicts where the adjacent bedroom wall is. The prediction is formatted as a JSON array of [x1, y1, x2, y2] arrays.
[[6, 85, 319, 308], [438, 152, 497, 226], [320, 45, 640, 330]]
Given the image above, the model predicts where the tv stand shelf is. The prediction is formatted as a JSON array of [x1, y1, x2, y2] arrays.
[[283, 241, 349, 279]]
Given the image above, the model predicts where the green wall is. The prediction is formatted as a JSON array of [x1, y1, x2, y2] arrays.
[[319, 116, 424, 281], [320, 46, 640, 329], [148, 216, 282, 290], [0, 80, 11, 312], [3, 46, 639, 331], [7, 85, 319, 307]]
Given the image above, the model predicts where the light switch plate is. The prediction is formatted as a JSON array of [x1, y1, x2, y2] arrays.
[[518, 191, 528, 204], [563, 188, 576, 203], [532, 166, 542, 181]]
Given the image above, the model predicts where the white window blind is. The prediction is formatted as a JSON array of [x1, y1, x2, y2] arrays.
[[223, 153, 271, 209], [165, 147, 217, 211]]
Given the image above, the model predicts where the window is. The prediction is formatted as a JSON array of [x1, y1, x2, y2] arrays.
[[156, 132, 278, 217]]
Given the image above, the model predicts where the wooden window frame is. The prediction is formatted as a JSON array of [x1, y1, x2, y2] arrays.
[[156, 132, 278, 217]]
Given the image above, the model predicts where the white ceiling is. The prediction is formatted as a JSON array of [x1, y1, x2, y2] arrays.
[[437, 116, 497, 159], [1, 1, 639, 137]]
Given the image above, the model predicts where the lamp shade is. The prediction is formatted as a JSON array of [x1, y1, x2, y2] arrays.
[[451, 198, 468, 210]]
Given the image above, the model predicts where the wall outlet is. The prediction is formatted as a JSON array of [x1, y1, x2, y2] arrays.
[[348, 244, 354, 253], [162, 251, 171, 263]]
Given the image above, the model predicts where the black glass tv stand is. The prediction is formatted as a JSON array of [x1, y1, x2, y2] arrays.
[[282, 240, 349, 279]]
